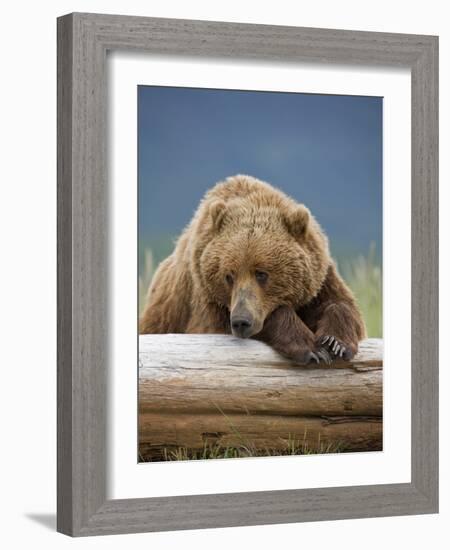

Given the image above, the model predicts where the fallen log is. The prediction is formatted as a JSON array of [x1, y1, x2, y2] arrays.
[[139, 335, 383, 459]]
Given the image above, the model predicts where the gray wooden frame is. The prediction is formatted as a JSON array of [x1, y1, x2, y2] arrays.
[[57, 12, 438, 537]]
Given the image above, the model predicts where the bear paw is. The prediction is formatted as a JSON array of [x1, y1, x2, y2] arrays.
[[316, 335, 356, 363]]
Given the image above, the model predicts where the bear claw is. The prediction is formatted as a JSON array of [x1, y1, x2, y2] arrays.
[[318, 335, 354, 361], [316, 348, 332, 365]]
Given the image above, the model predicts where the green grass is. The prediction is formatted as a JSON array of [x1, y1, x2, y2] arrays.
[[138, 247, 154, 315], [341, 243, 382, 338], [140, 437, 344, 462]]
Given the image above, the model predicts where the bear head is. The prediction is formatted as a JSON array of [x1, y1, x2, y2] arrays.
[[192, 193, 330, 338]]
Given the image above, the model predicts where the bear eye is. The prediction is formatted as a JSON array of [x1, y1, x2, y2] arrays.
[[225, 273, 234, 286], [255, 270, 268, 285]]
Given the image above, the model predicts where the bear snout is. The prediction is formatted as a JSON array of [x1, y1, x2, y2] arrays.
[[230, 314, 254, 338]]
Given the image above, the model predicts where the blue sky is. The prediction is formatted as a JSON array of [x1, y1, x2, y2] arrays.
[[138, 86, 382, 260]]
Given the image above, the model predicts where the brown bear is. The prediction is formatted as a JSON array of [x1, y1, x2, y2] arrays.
[[139, 175, 366, 364]]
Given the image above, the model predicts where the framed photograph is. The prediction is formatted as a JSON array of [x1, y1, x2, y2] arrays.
[[57, 13, 438, 536]]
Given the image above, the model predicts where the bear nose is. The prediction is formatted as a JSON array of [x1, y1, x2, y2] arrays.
[[231, 316, 253, 338]]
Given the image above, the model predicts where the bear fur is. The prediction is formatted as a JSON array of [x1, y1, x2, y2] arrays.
[[139, 175, 366, 364]]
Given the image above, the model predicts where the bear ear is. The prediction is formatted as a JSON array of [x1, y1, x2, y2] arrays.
[[208, 200, 227, 232], [285, 205, 310, 239]]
